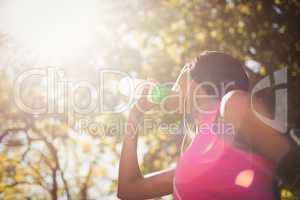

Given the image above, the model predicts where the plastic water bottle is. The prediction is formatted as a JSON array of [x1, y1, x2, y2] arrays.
[[119, 77, 171, 104], [148, 83, 172, 104]]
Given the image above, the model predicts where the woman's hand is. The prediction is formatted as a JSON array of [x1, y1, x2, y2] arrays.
[[128, 84, 156, 124]]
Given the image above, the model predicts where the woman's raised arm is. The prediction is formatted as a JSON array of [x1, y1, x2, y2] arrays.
[[118, 89, 175, 200]]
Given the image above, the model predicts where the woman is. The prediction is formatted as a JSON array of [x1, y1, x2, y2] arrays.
[[118, 51, 290, 199]]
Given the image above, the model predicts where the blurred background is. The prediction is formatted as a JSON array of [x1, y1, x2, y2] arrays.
[[0, 0, 299, 199]]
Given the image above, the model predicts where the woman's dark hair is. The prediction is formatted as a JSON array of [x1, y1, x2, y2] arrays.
[[190, 51, 249, 99]]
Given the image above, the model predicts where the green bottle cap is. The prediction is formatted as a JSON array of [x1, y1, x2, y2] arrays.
[[148, 84, 171, 104]]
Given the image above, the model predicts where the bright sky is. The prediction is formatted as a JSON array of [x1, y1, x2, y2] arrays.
[[0, 0, 120, 66]]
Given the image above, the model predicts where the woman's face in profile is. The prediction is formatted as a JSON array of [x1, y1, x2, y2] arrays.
[[172, 66, 190, 97], [171, 63, 205, 114], [172, 60, 215, 115]]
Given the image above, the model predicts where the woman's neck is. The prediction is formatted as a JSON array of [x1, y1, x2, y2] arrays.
[[191, 99, 219, 124]]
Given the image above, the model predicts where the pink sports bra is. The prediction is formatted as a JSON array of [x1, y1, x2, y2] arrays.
[[173, 102, 276, 200]]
